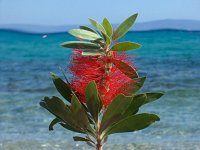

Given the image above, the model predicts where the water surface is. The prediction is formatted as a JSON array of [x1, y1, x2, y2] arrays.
[[0, 30, 200, 150]]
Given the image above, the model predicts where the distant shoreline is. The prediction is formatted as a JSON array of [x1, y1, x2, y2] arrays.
[[0, 28, 199, 35], [1, 19, 200, 34]]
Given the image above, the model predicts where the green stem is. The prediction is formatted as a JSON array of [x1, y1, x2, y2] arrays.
[[96, 115, 103, 150], [104, 50, 113, 91], [99, 47, 113, 96], [96, 142, 103, 150]]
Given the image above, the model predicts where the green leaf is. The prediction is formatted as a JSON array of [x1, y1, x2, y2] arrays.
[[101, 31, 111, 45], [73, 136, 90, 142], [122, 77, 146, 96], [59, 123, 84, 133], [81, 49, 103, 56], [91, 38, 105, 48], [61, 41, 101, 50], [102, 136, 108, 144], [59, 67, 70, 85], [49, 118, 60, 131], [51, 72, 72, 103], [88, 18, 106, 34], [143, 92, 164, 105], [105, 113, 160, 135], [132, 77, 146, 93], [86, 141, 96, 148], [49, 118, 85, 133], [69, 29, 101, 40], [80, 26, 97, 33], [113, 59, 138, 78], [100, 94, 133, 133], [102, 18, 113, 37], [110, 41, 141, 52], [70, 95, 93, 131], [85, 81, 102, 123], [122, 94, 147, 117], [82, 51, 102, 56], [91, 38, 104, 43], [113, 13, 138, 40], [40, 96, 84, 133]]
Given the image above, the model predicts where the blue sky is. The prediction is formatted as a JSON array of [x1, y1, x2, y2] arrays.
[[0, 0, 199, 25]]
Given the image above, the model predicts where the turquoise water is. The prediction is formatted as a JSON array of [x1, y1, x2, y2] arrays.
[[0, 30, 200, 150]]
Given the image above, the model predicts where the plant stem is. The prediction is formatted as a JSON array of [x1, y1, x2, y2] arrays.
[[96, 142, 103, 150], [96, 114, 103, 150], [99, 47, 113, 96], [104, 50, 113, 92]]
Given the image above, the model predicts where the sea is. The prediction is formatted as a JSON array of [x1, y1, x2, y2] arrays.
[[0, 30, 200, 150]]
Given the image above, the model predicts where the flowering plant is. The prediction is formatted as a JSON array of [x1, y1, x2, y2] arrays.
[[40, 13, 164, 150]]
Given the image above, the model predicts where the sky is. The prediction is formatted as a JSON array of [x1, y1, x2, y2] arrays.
[[0, 0, 199, 25]]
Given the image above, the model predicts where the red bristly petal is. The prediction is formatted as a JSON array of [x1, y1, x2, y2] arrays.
[[69, 49, 138, 108]]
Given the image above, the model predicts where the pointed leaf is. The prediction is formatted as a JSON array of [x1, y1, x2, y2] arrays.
[[106, 113, 160, 135], [49, 118, 60, 131], [101, 31, 111, 45], [113, 13, 138, 40], [132, 77, 146, 93], [59, 123, 84, 133], [40, 96, 84, 133], [85, 81, 102, 123], [91, 38, 104, 43], [70, 95, 92, 131], [102, 18, 113, 37], [82, 51, 102, 56], [69, 29, 101, 40], [100, 94, 133, 133], [122, 77, 146, 96], [143, 92, 164, 105], [88, 18, 106, 34], [110, 41, 141, 52], [113, 59, 138, 78], [103, 136, 108, 144], [61, 41, 101, 49], [91, 38, 105, 48], [51, 72, 72, 103], [122, 94, 147, 117], [73, 136, 90, 142], [86, 141, 96, 148], [59, 67, 70, 85], [81, 49, 103, 56], [49, 118, 84, 133], [80, 26, 97, 33]]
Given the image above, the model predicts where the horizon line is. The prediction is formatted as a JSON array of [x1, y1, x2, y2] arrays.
[[0, 29, 199, 35], [0, 18, 200, 26]]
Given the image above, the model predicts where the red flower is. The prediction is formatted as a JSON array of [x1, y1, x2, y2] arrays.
[[69, 49, 138, 108]]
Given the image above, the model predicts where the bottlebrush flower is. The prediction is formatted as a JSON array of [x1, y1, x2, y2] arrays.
[[69, 49, 138, 107]]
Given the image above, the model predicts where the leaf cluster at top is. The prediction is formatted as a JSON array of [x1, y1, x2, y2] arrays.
[[61, 13, 141, 56]]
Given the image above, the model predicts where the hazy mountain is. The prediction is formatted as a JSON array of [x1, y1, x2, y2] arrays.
[[133, 19, 200, 31], [0, 24, 73, 34], [0, 19, 200, 34]]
